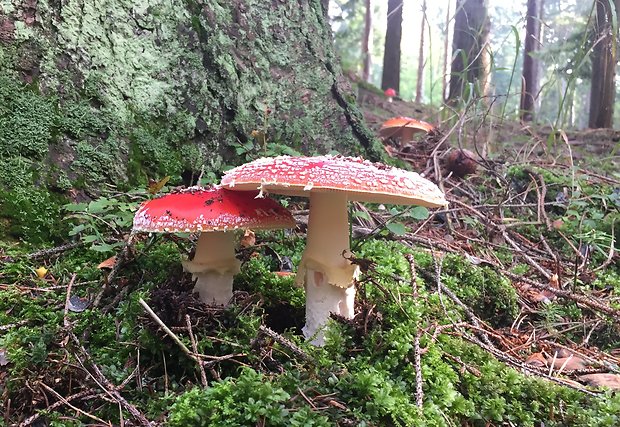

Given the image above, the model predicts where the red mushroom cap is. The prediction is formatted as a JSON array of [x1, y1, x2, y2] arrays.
[[221, 155, 447, 207], [384, 88, 397, 97], [379, 116, 435, 137], [133, 187, 295, 233]]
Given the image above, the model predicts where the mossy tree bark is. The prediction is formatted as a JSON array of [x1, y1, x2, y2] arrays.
[[0, 0, 383, 242]]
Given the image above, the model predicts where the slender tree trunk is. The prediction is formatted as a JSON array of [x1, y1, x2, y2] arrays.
[[362, 0, 373, 82], [520, 0, 543, 122], [415, 0, 427, 103], [448, 0, 490, 101], [381, 0, 403, 92], [442, 0, 452, 101], [588, 0, 619, 128]]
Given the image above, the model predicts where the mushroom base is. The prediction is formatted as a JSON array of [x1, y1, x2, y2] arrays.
[[182, 231, 241, 306], [302, 268, 356, 346], [190, 271, 236, 306]]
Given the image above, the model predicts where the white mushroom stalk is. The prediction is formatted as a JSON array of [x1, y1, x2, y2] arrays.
[[298, 192, 359, 344], [221, 155, 448, 345], [182, 231, 241, 305]]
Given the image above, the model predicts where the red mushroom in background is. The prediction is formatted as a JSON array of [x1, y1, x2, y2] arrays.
[[384, 87, 396, 103], [221, 155, 447, 345], [133, 187, 295, 306]]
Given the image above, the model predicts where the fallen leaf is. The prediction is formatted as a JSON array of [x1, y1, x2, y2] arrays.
[[274, 271, 295, 278], [240, 229, 256, 248], [548, 356, 589, 371], [68, 295, 90, 313], [578, 374, 620, 390], [35, 266, 48, 279], [148, 176, 171, 195], [97, 255, 117, 269], [549, 274, 559, 288], [525, 352, 547, 367]]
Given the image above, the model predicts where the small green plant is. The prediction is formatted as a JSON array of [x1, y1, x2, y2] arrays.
[[63, 194, 142, 252], [168, 368, 330, 426]]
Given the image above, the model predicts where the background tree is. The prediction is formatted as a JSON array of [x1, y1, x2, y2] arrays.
[[381, 0, 403, 92], [520, 0, 544, 121], [415, 0, 427, 103], [362, 0, 373, 81], [448, 0, 491, 101], [588, 0, 620, 128], [442, 0, 453, 101]]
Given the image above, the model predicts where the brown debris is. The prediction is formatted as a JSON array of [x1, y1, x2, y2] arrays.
[[578, 374, 620, 390]]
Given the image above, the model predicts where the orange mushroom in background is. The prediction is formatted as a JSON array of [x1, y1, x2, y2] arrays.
[[379, 116, 437, 155]]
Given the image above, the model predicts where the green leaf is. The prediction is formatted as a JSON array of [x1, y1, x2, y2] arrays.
[[63, 202, 88, 212], [88, 198, 113, 214], [68, 224, 86, 236], [82, 234, 99, 243], [385, 222, 407, 236], [353, 210, 371, 220], [407, 206, 429, 220]]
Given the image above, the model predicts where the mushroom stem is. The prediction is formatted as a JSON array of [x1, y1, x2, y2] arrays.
[[182, 231, 241, 306], [299, 192, 358, 344]]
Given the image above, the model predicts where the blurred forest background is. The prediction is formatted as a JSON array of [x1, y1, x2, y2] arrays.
[[330, 0, 618, 130]]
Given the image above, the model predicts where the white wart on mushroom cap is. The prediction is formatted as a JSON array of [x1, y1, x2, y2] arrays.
[[133, 187, 295, 305], [221, 155, 447, 344]]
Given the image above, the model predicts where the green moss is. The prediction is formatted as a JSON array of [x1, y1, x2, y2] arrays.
[[0, 185, 68, 243], [0, 75, 57, 159]]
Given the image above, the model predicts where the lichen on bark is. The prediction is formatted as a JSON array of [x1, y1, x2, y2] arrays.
[[0, 0, 383, 242]]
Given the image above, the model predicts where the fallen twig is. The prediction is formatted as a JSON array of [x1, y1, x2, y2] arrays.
[[70, 333, 153, 426]]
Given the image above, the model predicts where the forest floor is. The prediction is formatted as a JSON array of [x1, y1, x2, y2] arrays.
[[1, 90, 619, 426]]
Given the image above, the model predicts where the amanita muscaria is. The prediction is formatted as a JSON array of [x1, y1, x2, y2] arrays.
[[221, 155, 447, 344], [133, 187, 295, 305], [379, 116, 435, 145], [384, 88, 397, 102]]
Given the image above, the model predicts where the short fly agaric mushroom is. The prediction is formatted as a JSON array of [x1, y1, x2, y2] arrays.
[[379, 116, 435, 145], [221, 155, 447, 344], [384, 87, 396, 103], [133, 187, 295, 305]]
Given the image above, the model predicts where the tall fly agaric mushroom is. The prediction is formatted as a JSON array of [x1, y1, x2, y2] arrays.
[[384, 88, 397, 103], [379, 116, 435, 146], [133, 187, 295, 305], [221, 155, 447, 344]]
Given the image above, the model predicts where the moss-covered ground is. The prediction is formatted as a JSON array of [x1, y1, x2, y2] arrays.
[[1, 140, 619, 425]]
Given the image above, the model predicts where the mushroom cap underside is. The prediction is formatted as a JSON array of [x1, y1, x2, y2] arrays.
[[221, 155, 447, 207], [379, 117, 435, 137], [133, 187, 296, 233]]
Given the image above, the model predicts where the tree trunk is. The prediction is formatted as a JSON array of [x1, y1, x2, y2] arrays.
[[415, 0, 427, 103], [520, 0, 543, 122], [442, 0, 452, 101], [381, 0, 403, 92], [0, 0, 384, 243], [448, 0, 491, 101], [362, 0, 373, 82], [588, 0, 619, 128]]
